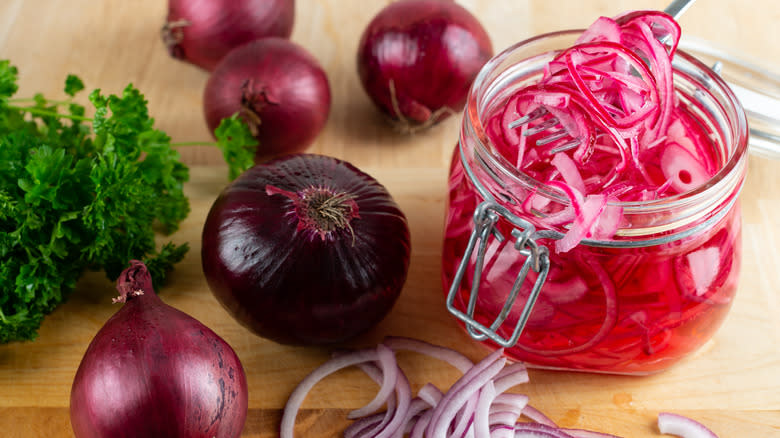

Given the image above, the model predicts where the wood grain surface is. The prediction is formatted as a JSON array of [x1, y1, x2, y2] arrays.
[[1, 1, 779, 437]]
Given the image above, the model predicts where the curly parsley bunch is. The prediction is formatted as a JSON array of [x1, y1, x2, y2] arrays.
[[0, 61, 190, 343]]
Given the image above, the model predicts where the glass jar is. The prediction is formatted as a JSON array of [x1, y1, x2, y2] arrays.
[[441, 30, 749, 375]]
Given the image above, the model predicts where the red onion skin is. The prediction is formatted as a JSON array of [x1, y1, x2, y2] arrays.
[[70, 261, 248, 438], [203, 38, 331, 161], [357, 0, 493, 129], [163, 0, 295, 71], [201, 154, 411, 345]]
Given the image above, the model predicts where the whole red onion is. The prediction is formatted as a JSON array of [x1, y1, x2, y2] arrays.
[[204, 38, 332, 161], [70, 261, 248, 438], [162, 0, 295, 71], [357, 0, 493, 132], [201, 154, 411, 345]]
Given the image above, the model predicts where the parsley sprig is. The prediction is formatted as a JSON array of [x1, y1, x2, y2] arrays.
[[214, 113, 260, 181], [0, 61, 193, 343]]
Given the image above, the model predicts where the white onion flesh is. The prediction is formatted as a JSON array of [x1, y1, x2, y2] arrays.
[[657, 412, 719, 438], [281, 337, 719, 437]]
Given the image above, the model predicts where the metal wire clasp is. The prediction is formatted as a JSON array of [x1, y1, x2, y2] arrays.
[[445, 200, 550, 348]]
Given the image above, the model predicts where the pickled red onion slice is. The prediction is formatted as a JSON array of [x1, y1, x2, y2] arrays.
[[486, 11, 719, 252], [685, 246, 721, 296], [552, 152, 586, 194]]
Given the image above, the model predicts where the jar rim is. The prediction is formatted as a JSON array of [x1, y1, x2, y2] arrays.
[[464, 29, 750, 215]]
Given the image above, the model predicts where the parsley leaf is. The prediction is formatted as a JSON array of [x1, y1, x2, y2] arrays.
[[0, 60, 19, 102], [0, 61, 190, 343], [214, 113, 259, 180], [64, 74, 84, 97]]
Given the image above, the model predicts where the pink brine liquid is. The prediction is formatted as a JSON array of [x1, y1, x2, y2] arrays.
[[442, 150, 740, 374]]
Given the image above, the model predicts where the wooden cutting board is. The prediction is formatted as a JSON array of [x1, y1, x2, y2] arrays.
[[1, 1, 779, 437]]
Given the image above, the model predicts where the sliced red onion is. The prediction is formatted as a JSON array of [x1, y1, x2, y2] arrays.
[[492, 424, 517, 438], [544, 274, 589, 305], [427, 348, 506, 436], [485, 10, 724, 255], [493, 362, 530, 391], [348, 344, 399, 419], [491, 411, 523, 425], [517, 255, 617, 357], [349, 350, 412, 438], [561, 428, 623, 438], [521, 405, 559, 428], [575, 16, 622, 44], [546, 180, 585, 218], [491, 415, 523, 438], [383, 335, 474, 373], [494, 393, 530, 411], [344, 362, 397, 438], [429, 355, 507, 437], [660, 142, 710, 193], [417, 382, 444, 407], [374, 369, 411, 438], [657, 412, 719, 438], [344, 413, 383, 438], [552, 151, 586, 195], [490, 393, 530, 432], [409, 408, 435, 438], [281, 337, 719, 437], [515, 422, 577, 437], [555, 193, 607, 253], [280, 348, 380, 438], [475, 381, 497, 437], [450, 394, 479, 438], [398, 397, 436, 437]]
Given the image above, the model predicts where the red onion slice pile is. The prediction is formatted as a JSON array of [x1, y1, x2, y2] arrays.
[[281, 337, 718, 437]]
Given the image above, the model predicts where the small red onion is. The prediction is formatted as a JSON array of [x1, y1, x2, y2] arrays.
[[162, 0, 295, 71], [201, 154, 411, 345], [356, 0, 493, 132], [70, 260, 248, 438], [203, 38, 331, 160]]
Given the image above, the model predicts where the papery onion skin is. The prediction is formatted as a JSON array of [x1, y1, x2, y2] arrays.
[[357, 0, 493, 131], [201, 154, 411, 345], [203, 38, 331, 160], [70, 261, 248, 438], [162, 0, 295, 71]]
